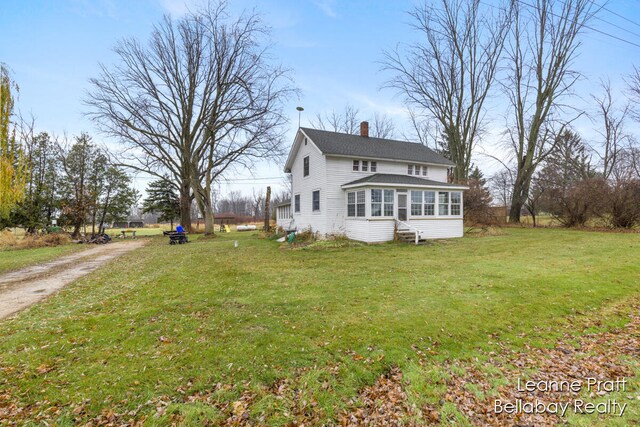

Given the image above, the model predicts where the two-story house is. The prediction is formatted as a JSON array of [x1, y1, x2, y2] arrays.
[[276, 122, 467, 243]]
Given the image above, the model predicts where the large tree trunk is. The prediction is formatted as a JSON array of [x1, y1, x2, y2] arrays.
[[509, 170, 533, 223], [179, 178, 192, 232]]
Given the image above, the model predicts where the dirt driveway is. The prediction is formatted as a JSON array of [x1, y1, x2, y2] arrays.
[[0, 240, 148, 320]]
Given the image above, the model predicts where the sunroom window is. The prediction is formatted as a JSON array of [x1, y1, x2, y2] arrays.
[[411, 191, 422, 216], [347, 191, 365, 217], [438, 192, 449, 215], [424, 191, 435, 216], [451, 191, 461, 215]]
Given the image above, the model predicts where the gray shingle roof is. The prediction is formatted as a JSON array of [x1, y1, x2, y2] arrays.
[[300, 127, 454, 166], [275, 199, 291, 207], [342, 174, 467, 188]]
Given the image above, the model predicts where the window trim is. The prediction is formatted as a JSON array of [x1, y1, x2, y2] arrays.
[[371, 188, 394, 217], [347, 190, 366, 218], [370, 161, 377, 172], [294, 194, 300, 213], [353, 160, 360, 171], [312, 190, 320, 212], [303, 156, 309, 177]]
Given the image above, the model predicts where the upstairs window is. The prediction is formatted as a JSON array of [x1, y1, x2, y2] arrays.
[[415, 165, 421, 175], [312, 190, 320, 211], [422, 166, 428, 176], [303, 156, 309, 177], [407, 164, 413, 175], [371, 161, 377, 172], [294, 194, 300, 213], [353, 160, 360, 171], [362, 160, 368, 172]]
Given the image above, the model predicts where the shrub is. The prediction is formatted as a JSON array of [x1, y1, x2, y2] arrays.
[[608, 180, 640, 228], [542, 178, 609, 227]]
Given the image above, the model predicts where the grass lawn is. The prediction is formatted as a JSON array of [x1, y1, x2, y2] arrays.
[[0, 228, 638, 425], [0, 244, 87, 274]]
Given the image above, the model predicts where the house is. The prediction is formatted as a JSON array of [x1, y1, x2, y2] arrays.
[[276, 122, 468, 243]]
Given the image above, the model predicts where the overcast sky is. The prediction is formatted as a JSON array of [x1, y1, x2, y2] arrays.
[[3, 0, 640, 199]]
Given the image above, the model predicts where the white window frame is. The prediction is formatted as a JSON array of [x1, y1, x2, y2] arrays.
[[353, 160, 359, 171], [347, 190, 365, 218], [410, 190, 423, 216], [371, 161, 377, 172], [312, 190, 320, 212], [438, 192, 449, 216]]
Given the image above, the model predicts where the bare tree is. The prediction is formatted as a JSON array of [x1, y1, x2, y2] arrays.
[[383, 0, 510, 182], [370, 112, 396, 139], [86, 1, 295, 234], [490, 167, 514, 208], [311, 105, 396, 138], [504, 0, 596, 223], [311, 105, 360, 134], [591, 79, 628, 180]]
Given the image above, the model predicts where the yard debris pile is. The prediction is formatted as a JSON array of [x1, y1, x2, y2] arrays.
[[444, 306, 640, 426]]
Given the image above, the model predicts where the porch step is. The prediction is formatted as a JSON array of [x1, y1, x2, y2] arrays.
[[395, 229, 428, 245]]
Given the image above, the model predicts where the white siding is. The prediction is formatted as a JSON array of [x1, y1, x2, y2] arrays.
[[345, 218, 463, 243], [409, 219, 464, 239], [325, 156, 449, 182], [290, 134, 328, 234], [345, 219, 395, 243]]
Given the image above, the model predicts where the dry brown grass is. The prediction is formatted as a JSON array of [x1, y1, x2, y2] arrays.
[[0, 230, 17, 248], [0, 231, 71, 250]]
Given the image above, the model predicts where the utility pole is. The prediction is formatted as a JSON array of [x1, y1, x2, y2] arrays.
[[263, 186, 271, 232], [296, 106, 304, 128]]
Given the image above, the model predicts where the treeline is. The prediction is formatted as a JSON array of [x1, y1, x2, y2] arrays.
[[1, 128, 138, 237]]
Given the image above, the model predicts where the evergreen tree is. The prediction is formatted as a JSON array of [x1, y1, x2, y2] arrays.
[[142, 179, 180, 228]]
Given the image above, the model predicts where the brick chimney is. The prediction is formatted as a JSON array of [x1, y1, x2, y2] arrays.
[[360, 121, 369, 137]]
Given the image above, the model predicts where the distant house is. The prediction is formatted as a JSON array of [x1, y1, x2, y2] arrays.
[[278, 122, 467, 243]]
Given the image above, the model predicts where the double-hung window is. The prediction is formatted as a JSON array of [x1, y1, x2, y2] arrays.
[[438, 192, 449, 215], [371, 189, 382, 217], [411, 191, 423, 216], [303, 156, 309, 177], [347, 190, 365, 217], [424, 191, 435, 216], [312, 190, 320, 211], [353, 160, 359, 171], [294, 194, 300, 213], [372, 189, 394, 216], [362, 160, 368, 172], [370, 162, 377, 172], [407, 164, 413, 175], [451, 192, 461, 215], [383, 190, 394, 216]]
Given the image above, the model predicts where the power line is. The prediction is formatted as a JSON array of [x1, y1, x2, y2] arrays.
[[593, 0, 640, 31], [509, 0, 640, 49]]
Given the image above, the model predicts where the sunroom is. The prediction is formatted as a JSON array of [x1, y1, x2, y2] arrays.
[[341, 174, 468, 243]]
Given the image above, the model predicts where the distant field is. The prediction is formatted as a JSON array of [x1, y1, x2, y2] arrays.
[[0, 228, 638, 425]]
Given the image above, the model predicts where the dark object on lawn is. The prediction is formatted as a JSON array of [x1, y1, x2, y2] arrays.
[[89, 233, 111, 244], [166, 232, 189, 245]]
